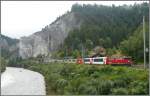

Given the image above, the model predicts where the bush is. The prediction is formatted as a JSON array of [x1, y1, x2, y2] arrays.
[[111, 88, 128, 95], [24, 61, 148, 95], [1, 57, 7, 72]]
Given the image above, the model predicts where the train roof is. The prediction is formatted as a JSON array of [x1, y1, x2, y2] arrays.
[[84, 57, 106, 59]]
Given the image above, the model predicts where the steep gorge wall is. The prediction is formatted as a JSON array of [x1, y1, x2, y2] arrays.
[[19, 12, 82, 59], [0, 35, 19, 58]]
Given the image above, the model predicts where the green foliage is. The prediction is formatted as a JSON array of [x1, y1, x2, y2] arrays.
[[111, 88, 128, 95], [1, 57, 7, 72], [24, 61, 149, 95], [119, 23, 149, 62], [7, 57, 23, 67], [72, 50, 81, 58], [58, 3, 149, 61], [70, 3, 149, 47], [106, 47, 116, 56]]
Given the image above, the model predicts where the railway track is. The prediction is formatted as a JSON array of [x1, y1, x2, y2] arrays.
[[43, 58, 148, 69]]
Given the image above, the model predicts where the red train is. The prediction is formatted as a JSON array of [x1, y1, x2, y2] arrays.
[[77, 56, 133, 66]]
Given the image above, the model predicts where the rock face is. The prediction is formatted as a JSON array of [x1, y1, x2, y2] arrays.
[[19, 12, 82, 59], [0, 35, 19, 58]]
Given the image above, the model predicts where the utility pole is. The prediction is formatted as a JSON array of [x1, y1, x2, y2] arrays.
[[149, 10, 150, 69], [81, 44, 85, 58], [81, 44, 83, 58], [143, 16, 146, 68], [65, 47, 68, 58]]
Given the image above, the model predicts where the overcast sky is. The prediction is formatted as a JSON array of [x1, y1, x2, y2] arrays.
[[1, 1, 148, 39]]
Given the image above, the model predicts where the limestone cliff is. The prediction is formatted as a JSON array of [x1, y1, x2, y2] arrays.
[[0, 34, 19, 58], [19, 12, 82, 58]]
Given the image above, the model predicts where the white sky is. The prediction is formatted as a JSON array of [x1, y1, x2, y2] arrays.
[[1, 1, 148, 39]]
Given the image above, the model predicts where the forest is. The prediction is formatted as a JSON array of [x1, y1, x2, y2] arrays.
[[56, 3, 149, 64]]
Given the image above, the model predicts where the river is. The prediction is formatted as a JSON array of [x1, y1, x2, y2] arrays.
[[1, 67, 46, 95]]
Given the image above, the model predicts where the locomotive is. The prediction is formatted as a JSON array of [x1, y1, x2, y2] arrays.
[[76, 56, 133, 66]]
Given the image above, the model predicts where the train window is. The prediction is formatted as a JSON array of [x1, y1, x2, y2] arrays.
[[84, 59, 90, 62], [94, 58, 103, 62]]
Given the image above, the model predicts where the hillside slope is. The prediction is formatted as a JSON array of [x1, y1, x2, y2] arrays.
[[119, 22, 149, 62], [57, 3, 149, 60], [19, 3, 149, 60], [0, 34, 19, 58]]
